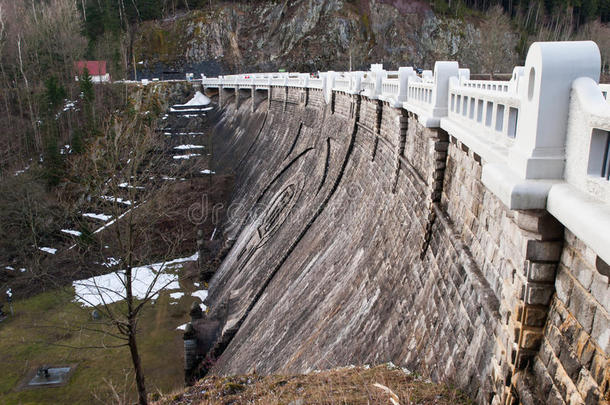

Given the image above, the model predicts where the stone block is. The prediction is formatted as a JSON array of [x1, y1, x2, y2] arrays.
[[568, 285, 596, 334], [525, 283, 555, 306], [526, 261, 557, 282], [590, 307, 609, 353], [523, 239, 563, 261], [589, 271, 610, 313], [515, 210, 564, 240], [523, 306, 548, 327], [575, 333, 596, 369], [576, 369, 600, 405], [555, 267, 574, 306], [558, 345, 582, 381], [570, 255, 594, 291], [547, 326, 564, 358], [588, 352, 607, 386], [521, 328, 543, 349]]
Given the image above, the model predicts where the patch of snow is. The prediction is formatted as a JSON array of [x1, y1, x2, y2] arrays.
[[20, 268, 26, 273], [164, 132, 205, 136], [61, 229, 82, 237], [14, 165, 30, 176], [161, 176, 176, 181], [173, 154, 201, 160], [63, 100, 77, 112], [83, 213, 112, 221], [174, 91, 211, 107], [176, 323, 187, 330], [174, 144, 204, 150], [118, 182, 145, 190], [92, 204, 141, 235], [100, 196, 132, 205], [102, 257, 120, 268], [73, 253, 199, 307], [200, 169, 216, 175], [192, 289, 208, 303], [39, 247, 57, 254], [170, 292, 184, 300], [6, 288, 12, 298], [5, 266, 14, 271]]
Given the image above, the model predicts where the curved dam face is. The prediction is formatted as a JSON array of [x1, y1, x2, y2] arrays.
[[193, 86, 608, 405]]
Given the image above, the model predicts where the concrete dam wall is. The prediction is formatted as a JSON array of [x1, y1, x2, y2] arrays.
[[188, 45, 609, 404]]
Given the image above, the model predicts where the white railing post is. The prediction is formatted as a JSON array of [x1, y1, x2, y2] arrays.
[[323, 71, 336, 103], [373, 69, 387, 99], [350, 71, 364, 94], [508, 41, 601, 179], [458, 68, 470, 83], [431, 61, 459, 118], [398, 67, 416, 103]]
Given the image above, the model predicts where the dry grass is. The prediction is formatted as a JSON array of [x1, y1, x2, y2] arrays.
[[155, 364, 472, 405]]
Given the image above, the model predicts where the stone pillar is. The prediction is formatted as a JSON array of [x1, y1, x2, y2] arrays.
[[235, 86, 240, 109], [218, 85, 224, 108], [509, 41, 600, 179], [430, 61, 459, 118]]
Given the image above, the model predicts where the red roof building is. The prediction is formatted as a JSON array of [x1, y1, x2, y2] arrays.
[[74, 61, 110, 83]]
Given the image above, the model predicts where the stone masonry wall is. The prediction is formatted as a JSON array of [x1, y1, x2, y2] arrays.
[[527, 230, 609, 404], [195, 87, 609, 405]]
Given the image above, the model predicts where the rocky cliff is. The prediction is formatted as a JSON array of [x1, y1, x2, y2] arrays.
[[134, 0, 491, 75]]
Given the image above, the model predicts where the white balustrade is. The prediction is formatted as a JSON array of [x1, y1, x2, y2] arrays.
[[307, 77, 324, 89], [446, 74, 521, 145], [360, 66, 387, 99], [333, 74, 352, 93]]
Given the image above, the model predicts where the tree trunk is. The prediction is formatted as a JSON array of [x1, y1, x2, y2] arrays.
[[128, 326, 148, 405]]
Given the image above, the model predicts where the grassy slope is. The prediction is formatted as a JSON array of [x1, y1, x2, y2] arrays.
[[0, 262, 203, 404]]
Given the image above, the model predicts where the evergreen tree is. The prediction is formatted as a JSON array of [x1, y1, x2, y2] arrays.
[[43, 77, 67, 116], [79, 67, 96, 132]]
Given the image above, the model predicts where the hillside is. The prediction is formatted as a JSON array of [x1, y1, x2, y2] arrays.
[[155, 364, 471, 405]]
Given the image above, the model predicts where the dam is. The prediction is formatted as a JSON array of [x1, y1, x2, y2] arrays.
[[183, 41, 609, 405]]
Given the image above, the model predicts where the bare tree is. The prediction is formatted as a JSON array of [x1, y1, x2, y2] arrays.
[[36, 89, 189, 404], [479, 6, 519, 76], [577, 20, 610, 76]]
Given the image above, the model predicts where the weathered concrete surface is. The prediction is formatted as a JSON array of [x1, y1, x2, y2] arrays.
[[192, 87, 609, 405]]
